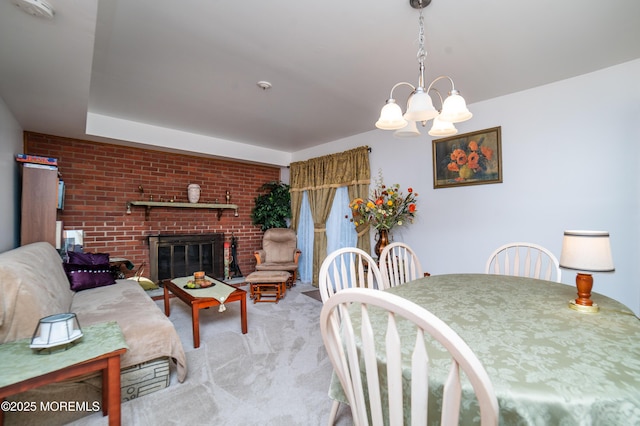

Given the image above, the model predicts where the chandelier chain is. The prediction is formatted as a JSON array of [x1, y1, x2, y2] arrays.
[[417, 4, 426, 64]]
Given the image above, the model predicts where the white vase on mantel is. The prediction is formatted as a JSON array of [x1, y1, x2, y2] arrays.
[[187, 184, 201, 203]]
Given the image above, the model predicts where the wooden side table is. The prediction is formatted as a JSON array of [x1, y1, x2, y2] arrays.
[[0, 322, 128, 426]]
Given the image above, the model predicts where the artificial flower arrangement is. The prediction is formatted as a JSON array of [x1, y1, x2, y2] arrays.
[[349, 171, 418, 231]]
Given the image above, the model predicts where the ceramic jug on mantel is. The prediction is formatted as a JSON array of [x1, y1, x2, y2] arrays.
[[187, 184, 201, 203]]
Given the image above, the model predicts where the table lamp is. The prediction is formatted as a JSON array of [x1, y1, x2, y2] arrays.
[[30, 313, 83, 352], [559, 230, 614, 313]]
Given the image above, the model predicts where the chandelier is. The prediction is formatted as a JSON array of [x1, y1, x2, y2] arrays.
[[375, 0, 472, 138]]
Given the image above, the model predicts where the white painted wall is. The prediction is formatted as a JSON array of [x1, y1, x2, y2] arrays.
[[0, 97, 24, 251], [292, 59, 640, 315]]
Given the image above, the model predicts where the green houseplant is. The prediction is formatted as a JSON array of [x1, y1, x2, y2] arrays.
[[251, 181, 292, 231]]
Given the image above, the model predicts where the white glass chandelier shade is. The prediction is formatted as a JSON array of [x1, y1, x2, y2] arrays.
[[394, 119, 421, 138], [403, 88, 438, 122], [439, 90, 473, 123], [375, 99, 407, 130], [428, 116, 457, 137]]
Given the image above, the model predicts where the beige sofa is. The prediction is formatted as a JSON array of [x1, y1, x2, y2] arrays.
[[0, 242, 187, 424]]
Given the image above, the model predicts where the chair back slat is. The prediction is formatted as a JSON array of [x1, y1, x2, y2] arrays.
[[341, 308, 368, 423], [441, 362, 463, 425], [526, 248, 535, 277], [360, 305, 384, 425], [385, 312, 404, 425], [410, 329, 429, 426]]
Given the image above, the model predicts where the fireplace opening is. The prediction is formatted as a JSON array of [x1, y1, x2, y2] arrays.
[[148, 234, 224, 283]]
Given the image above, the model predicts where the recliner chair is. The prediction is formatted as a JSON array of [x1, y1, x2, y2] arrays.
[[253, 228, 301, 286]]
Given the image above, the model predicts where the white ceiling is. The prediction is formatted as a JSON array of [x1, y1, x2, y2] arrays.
[[1, 0, 639, 158]]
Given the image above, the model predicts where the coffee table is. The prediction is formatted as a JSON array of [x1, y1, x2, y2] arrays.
[[163, 279, 247, 348]]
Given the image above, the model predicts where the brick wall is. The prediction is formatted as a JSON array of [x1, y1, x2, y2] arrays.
[[24, 132, 282, 278]]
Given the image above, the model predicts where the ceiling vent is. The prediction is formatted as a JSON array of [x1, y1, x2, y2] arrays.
[[10, 0, 55, 19]]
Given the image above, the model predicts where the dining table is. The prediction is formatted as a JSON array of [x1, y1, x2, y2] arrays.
[[328, 273, 640, 425]]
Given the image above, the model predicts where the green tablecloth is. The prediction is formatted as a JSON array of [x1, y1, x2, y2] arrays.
[[329, 273, 640, 425], [0, 321, 127, 388]]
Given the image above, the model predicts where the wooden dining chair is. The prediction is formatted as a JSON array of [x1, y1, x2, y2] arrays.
[[485, 242, 562, 282], [318, 247, 384, 425], [318, 247, 384, 303], [320, 287, 499, 426], [378, 242, 426, 289]]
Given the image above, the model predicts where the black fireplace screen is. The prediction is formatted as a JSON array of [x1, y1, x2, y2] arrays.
[[149, 234, 224, 283]]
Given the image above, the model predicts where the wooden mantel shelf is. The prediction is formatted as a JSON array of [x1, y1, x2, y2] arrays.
[[126, 201, 238, 221]]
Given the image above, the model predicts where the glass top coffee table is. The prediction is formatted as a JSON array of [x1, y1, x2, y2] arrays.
[[163, 277, 247, 348]]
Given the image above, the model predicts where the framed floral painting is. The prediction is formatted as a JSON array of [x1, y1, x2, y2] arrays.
[[432, 126, 502, 189]]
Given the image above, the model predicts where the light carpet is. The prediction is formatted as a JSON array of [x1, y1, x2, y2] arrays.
[[70, 281, 352, 426]]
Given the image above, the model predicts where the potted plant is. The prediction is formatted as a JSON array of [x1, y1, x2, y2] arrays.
[[251, 181, 292, 231]]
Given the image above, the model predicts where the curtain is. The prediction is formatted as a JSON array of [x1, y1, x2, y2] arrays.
[[347, 183, 371, 253], [290, 146, 370, 285], [326, 187, 358, 254], [297, 192, 314, 283], [298, 187, 357, 284]]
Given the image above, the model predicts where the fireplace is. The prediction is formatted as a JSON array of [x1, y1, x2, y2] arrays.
[[148, 234, 224, 283]]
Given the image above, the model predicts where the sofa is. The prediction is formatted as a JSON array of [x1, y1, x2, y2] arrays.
[[0, 242, 187, 424]]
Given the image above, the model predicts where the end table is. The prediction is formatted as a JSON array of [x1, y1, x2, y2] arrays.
[[0, 321, 128, 425]]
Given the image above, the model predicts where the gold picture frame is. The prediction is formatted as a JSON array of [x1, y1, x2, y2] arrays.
[[432, 126, 502, 189]]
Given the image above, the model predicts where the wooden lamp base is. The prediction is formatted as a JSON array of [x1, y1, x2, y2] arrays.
[[569, 272, 599, 313]]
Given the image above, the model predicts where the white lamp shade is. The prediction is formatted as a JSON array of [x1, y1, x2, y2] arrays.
[[375, 100, 407, 130], [428, 116, 458, 137], [559, 230, 615, 272], [403, 88, 439, 122], [394, 120, 421, 138], [30, 312, 83, 349], [439, 92, 473, 123]]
